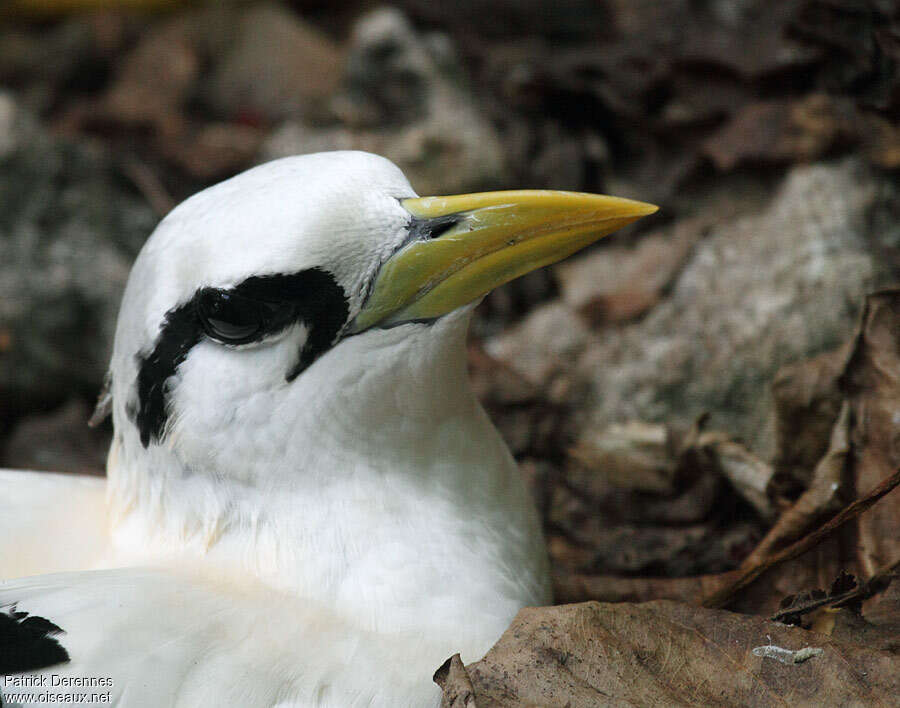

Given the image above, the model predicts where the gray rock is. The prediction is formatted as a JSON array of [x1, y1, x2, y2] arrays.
[[485, 302, 592, 393], [0, 94, 156, 424], [261, 7, 507, 195], [489, 158, 900, 457]]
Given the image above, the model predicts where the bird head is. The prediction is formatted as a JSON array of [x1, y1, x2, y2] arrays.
[[106, 151, 656, 482]]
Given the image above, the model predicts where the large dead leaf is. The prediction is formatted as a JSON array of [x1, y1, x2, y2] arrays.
[[439, 601, 900, 707], [690, 430, 776, 522], [554, 216, 705, 327], [741, 402, 850, 570], [558, 418, 769, 583], [771, 343, 851, 494], [840, 290, 900, 620], [568, 421, 680, 495], [696, 290, 900, 614], [98, 17, 198, 135], [702, 95, 856, 171], [554, 572, 738, 606], [790, 0, 900, 118], [557, 288, 900, 616]]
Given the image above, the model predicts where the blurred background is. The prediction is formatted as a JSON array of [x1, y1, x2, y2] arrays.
[[1, 0, 899, 607]]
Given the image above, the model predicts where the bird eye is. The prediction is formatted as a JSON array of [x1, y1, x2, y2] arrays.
[[197, 289, 264, 344]]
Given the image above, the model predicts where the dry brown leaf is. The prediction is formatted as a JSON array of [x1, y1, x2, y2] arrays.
[[702, 95, 856, 172], [552, 288, 900, 613], [554, 216, 705, 327], [814, 607, 900, 653], [568, 421, 679, 495], [158, 122, 263, 180], [840, 289, 900, 619], [99, 17, 197, 135], [741, 402, 851, 569], [702, 466, 900, 609], [206, 3, 342, 123], [773, 561, 900, 631], [439, 601, 900, 707], [553, 571, 740, 606], [771, 343, 852, 493], [691, 290, 900, 612], [558, 418, 767, 583], [772, 570, 860, 626], [693, 432, 775, 522], [862, 116, 900, 170], [434, 654, 478, 708]]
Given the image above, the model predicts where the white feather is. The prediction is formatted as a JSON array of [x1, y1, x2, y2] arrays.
[[0, 470, 108, 578], [1, 568, 456, 706], [1, 152, 550, 707]]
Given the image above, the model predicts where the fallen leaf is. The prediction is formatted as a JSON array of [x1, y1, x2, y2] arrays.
[[99, 17, 197, 135], [554, 216, 705, 327], [702, 466, 900, 610], [702, 95, 855, 172], [773, 570, 859, 626], [694, 432, 776, 522], [440, 601, 900, 707], [205, 3, 342, 122], [771, 343, 851, 494], [568, 421, 679, 495], [741, 402, 851, 569], [840, 290, 900, 618], [434, 654, 478, 708], [815, 607, 900, 653], [158, 122, 263, 180], [553, 571, 740, 606], [790, 0, 900, 117], [862, 116, 900, 169]]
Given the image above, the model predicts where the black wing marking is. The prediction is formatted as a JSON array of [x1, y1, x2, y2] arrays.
[[0, 605, 70, 675]]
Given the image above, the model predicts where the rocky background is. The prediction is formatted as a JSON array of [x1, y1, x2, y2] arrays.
[[2, 1, 900, 704]]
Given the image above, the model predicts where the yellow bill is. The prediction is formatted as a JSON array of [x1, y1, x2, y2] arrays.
[[352, 190, 658, 332]]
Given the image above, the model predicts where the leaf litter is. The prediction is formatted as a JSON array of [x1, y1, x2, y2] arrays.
[[440, 289, 900, 706]]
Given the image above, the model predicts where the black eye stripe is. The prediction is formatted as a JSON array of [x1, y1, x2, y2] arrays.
[[133, 268, 348, 448], [196, 289, 296, 344]]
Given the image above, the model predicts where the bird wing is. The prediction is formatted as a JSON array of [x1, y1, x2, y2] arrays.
[[0, 470, 110, 579], [0, 566, 445, 707], [0, 471, 448, 706]]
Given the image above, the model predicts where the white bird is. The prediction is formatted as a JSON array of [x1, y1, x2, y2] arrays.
[[0, 151, 656, 707]]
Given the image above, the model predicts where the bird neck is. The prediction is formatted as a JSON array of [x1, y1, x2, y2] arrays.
[[105, 310, 550, 650]]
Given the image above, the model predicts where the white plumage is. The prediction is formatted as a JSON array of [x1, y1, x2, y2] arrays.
[[1, 152, 551, 707], [1, 151, 654, 706]]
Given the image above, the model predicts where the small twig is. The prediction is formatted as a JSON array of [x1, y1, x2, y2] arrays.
[[553, 569, 742, 606], [769, 558, 900, 623], [702, 467, 900, 608], [122, 157, 175, 217]]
